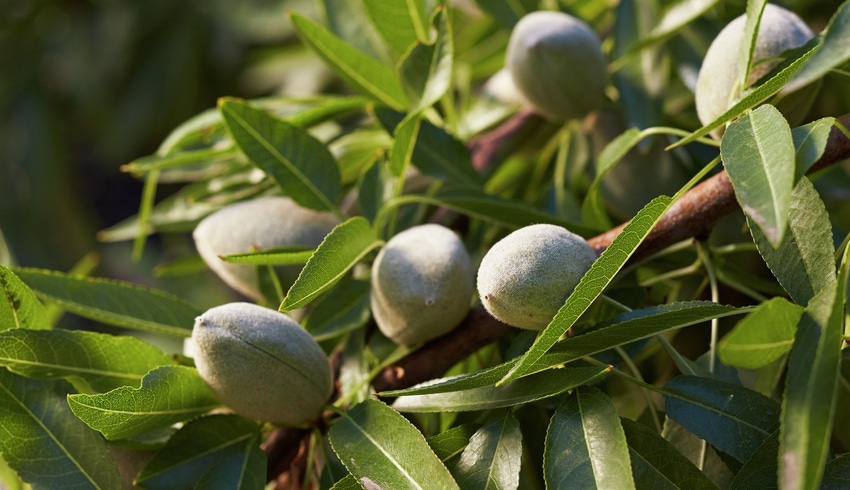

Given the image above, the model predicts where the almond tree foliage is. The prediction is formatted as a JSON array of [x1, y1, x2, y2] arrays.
[[2, 0, 850, 489]]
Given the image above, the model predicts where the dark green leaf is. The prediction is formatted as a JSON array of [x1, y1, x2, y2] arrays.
[[0, 265, 49, 331], [0, 329, 176, 393], [663, 375, 780, 463], [501, 196, 673, 384], [358, 159, 395, 222], [427, 424, 481, 465], [622, 418, 718, 490], [582, 127, 641, 229], [721, 104, 795, 247], [454, 413, 522, 490], [718, 298, 802, 369], [328, 399, 459, 489], [822, 453, 850, 490], [194, 436, 265, 490], [749, 177, 835, 305], [290, 12, 408, 110], [0, 370, 121, 489], [729, 431, 779, 490], [544, 387, 635, 489], [68, 366, 220, 440], [14, 268, 200, 337], [399, 8, 453, 113], [392, 366, 611, 412], [779, 273, 844, 490], [281, 217, 383, 311], [136, 414, 263, 490], [304, 277, 371, 342], [219, 98, 343, 215], [786, 0, 850, 91]]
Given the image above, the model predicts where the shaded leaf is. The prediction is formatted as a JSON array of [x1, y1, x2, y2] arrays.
[[582, 127, 641, 229], [0, 370, 121, 489], [501, 196, 674, 384], [290, 12, 408, 110], [454, 413, 522, 490], [427, 424, 481, 465], [663, 375, 780, 462], [68, 366, 220, 440], [328, 399, 459, 490], [281, 217, 383, 311], [399, 8, 453, 113], [749, 177, 835, 305], [393, 366, 611, 413], [792, 117, 835, 179], [474, 0, 535, 28], [389, 114, 421, 177], [786, 0, 850, 91], [195, 437, 265, 490], [822, 453, 850, 490], [363, 0, 429, 55], [0, 265, 49, 331], [721, 104, 795, 247], [358, 159, 395, 223], [0, 329, 176, 393], [14, 268, 200, 337], [718, 297, 802, 369], [728, 431, 779, 490], [544, 387, 635, 490], [621, 418, 718, 490], [136, 414, 263, 490], [304, 277, 372, 341], [219, 98, 342, 215]]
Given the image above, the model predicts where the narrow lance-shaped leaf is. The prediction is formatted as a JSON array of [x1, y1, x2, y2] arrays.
[[500, 196, 673, 384], [454, 412, 522, 490], [219, 98, 343, 216], [792, 117, 835, 180], [729, 431, 780, 490], [389, 114, 421, 177], [663, 375, 781, 463], [280, 217, 384, 311], [290, 12, 408, 110], [721, 104, 795, 247], [0, 370, 122, 489], [621, 418, 718, 490], [13, 267, 200, 337], [0, 329, 176, 393], [392, 366, 611, 413], [0, 265, 49, 331], [779, 251, 846, 490], [785, 0, 850, 91], [399, 8, 453, 113], [734, 0, 769, 104], [364, 0, 429, 55], [195, 435, 265, 490], [544, 387, 635, 490], [427, 424, 481, 466], [328, 399, 459, 490], [136, 414, 264, 490], [581, 127, 641, 230], [821, 454, 850, 490], [68, 366, 221, 440], [718, 297, 802, 369]]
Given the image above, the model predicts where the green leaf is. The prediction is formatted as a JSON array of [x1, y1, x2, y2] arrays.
[[389, 114, 421, 177], [718, 298, 802, 369], [792, 117, 835, 180], [474, 0, 535, 28], [381, 302, 748, 397], [195, 436, 265, 490], [280, 217, 383, 311], [544, 387, 635, 490], [331, 474, 364, 490], [669, 41, 820, 148], [663, 375, 780, 463], [427, 424, 481, 465], [750, 177, 835, 306], [735, 0, 768, 105], [290, 12, 408, 110], [220, 246, 314, 266], [0, 370, 121, 489], [0, 265, 49, 331], [219, 98, 343, 215], [721, 104, 795, 247], [779, 271, 845, 490], [624, 0, 724, 57], [68, 366, 221, 440], [0, 329, 176, 393], [399, 8, 453, 113], [13, 268, 200, 337], [392, 366, 611, 413], [786, 0, 850, 91], [304, 277, 372, 342], [358, 159, 395, 223], [500, 196, 673, 384], [821, 453, 850, 490], [328, 399, 459, 490], [621, 418, 718, 490], [454, 413, 522, 490], [729, 432, 779, 490], [136, 414, 263, 490], [364, 0, 429, 56], [581, 127, 641, 229]]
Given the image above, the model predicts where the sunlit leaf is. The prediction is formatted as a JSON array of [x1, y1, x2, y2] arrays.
[[0, 265, 48, 331], [454, 413, 521, 490], [0, 370, 121, 489], [14, 268, 200, 337], [792, 117, 835, 179], [718, 297, 802, 369], [328, 399, 459, 489], [427, 424, 481, 466], [363, 0, 429, 56], [785, 0, 850, 91], [68, 366, 220, 440], [399, 8, 453, 113]]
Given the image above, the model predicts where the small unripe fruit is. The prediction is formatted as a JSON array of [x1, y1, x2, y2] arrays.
[[191, 302, 333, 426], [477, 224, 597, 330], [506, 11, 607, 121], [193, 196, 339, 301], [695, 4, 815, 134], [371, 224, 474, 346]]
